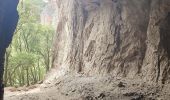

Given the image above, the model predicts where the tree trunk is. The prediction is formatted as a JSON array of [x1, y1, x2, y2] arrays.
[[26, 67, 29, 86]]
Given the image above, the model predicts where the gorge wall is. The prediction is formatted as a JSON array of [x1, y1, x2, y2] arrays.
[[52, 0, 170, 84], [2, 0, 170, 99]]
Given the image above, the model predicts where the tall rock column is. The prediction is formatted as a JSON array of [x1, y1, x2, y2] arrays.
[[52, 0, 151, 77], [142, 0, 170, 84]]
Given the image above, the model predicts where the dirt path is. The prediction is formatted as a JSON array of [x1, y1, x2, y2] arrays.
[[4, 75, 170, 100]]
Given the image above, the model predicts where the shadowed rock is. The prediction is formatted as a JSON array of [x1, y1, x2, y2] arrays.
[[0, 0, 19, 99]]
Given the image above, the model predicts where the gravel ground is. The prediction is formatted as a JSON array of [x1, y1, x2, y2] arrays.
[[4, 74, 170, 100]]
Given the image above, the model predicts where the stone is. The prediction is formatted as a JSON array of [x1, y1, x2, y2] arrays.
[[118, 82, 125, 88], [52, 0, 170, 84]]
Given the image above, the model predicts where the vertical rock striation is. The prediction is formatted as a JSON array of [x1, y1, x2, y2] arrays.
[[142, 0, 170, 83], [52, 0, 170, 84]]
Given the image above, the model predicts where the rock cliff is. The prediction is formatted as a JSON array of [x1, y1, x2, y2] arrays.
[[4, 0, 170, 100], [52, 0, 170, 84]]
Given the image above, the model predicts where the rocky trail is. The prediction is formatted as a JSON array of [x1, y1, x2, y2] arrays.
[[4, 74, 170, 100]]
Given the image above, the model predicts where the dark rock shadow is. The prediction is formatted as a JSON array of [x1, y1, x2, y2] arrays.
[[0, 0, 19, 99]]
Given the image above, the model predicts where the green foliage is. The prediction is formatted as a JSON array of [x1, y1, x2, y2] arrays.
[[4, 0, 54, 87], [10, 52, 36, 67]]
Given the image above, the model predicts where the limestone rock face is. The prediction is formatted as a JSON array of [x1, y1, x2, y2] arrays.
[[52, 0, 170, 83]]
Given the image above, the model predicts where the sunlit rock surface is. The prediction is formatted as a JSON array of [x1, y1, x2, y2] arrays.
[[41, 0, 56, 26], [52, 0, 170, 83]]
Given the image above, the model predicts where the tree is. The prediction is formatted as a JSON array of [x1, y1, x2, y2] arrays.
[[4, 0, 54, 87]]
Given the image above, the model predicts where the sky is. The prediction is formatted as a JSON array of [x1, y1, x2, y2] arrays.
[[43, 0, 49, 3]]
